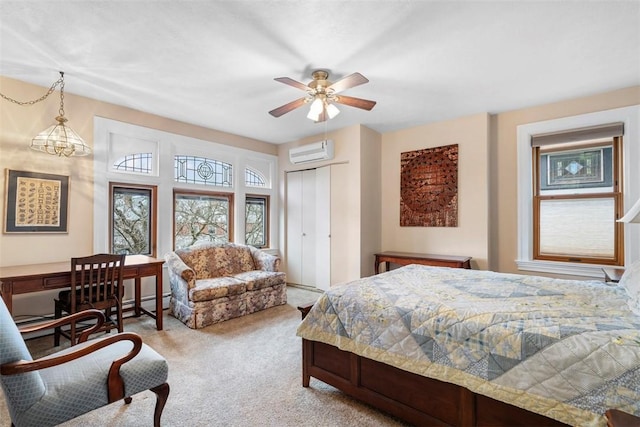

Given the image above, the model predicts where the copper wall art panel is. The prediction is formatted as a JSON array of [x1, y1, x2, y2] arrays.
[[400, 144, 458, 227]]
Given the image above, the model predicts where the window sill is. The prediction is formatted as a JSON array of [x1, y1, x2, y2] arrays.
[[516, 259, 609, 280]]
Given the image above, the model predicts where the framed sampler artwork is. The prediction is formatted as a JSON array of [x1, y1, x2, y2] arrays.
[[4, 169, 69, 233]]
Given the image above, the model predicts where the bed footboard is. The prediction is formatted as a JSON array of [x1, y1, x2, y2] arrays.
[[302, 338, 570, 427]]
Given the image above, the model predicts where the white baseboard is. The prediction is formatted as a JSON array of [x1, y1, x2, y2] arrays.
[[18, 293, 171, 340]]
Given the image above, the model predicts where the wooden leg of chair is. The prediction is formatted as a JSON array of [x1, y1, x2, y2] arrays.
[[150, 383, 170, 427], [54, 301, 61, 346], [117, 303, 124, 333], [70, 315, 76, 346], [106, 307, 112, 333]]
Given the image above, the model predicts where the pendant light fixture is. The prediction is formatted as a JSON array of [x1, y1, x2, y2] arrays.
[[30, 72, 91, 157], [0, 71, 91, 157]]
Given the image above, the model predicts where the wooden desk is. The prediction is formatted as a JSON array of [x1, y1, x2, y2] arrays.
[[375, 251, 472, 274], [0, 255, 165, 330]]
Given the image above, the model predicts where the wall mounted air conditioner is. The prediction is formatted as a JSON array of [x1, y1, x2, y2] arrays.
[[289, 140, 334, 164]]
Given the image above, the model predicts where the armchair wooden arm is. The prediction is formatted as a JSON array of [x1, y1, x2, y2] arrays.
[[1, 295, 169, 427], [1, 331, 143, 402], [18, 308, 106, 345]]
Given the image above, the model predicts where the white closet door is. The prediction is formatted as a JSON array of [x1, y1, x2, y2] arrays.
[[286, 171, 303, 285], [315, 166, 331, 291], [300, 169, 317, 286]]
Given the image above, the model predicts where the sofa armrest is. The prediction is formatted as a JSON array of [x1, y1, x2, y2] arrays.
[[164, 251, 196, 289], [249, 246, 280, 272]]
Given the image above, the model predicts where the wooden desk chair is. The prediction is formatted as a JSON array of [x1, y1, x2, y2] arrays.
[[54, 254, 125, 346]]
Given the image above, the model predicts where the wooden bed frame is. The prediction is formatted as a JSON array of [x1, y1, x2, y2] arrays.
[[298, 306, 638, 427]]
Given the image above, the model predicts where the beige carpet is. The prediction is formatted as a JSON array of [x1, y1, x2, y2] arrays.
[[1, 286, 408, 427]]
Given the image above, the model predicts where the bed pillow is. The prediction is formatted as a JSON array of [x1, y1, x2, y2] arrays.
[[619, 259, 640, 315]]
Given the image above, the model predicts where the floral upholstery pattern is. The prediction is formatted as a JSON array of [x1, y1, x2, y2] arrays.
[[165, 242, 286, 329]]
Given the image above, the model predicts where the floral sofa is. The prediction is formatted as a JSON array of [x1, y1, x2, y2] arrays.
[[164, 242, 287, 329]]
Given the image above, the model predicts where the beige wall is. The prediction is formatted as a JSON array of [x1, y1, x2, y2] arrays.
[[381, 113, 490, 270], [359, 125, 382, 277], [492, 86, 640, 274], [0, 76, 276, 317]]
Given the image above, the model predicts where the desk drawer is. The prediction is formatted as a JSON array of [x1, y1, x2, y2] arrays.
[[43, 275, 72, 289], [136, 264, 161, 276]]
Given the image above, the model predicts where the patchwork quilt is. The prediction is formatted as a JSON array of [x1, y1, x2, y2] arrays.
[[296, 265, 640, 426]]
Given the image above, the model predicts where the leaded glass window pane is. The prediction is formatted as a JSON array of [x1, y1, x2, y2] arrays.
[[540, 146, 612, 192], [174, 155, 232, 187], [113, 153, 153, 174], [245, 168, 266, 187]]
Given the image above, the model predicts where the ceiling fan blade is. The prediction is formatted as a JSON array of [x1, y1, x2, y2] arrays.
[[334, 95, 377, 111], [269, 97, 307, 117], [327, 72, 369, 94], [274, 77, 310, 91]]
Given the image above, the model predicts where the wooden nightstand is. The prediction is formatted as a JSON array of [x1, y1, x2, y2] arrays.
[[602, 267, 625, 283]]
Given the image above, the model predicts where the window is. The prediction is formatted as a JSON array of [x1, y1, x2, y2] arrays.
[[113, 153, 153, 174], [245, 167, 266, 187], [110, 183, 156, 256], [173, 190, 234, 250], [245, 195, 269, 248], [531, 123, 624, 266], [174, 155, 232, 187], [94, 117, 279, 257]]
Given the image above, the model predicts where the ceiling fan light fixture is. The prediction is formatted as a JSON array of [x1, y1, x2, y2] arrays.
[[306, 109, 319, 121], [307, 97, 324, 121], [326, 103, 340, 119], [270, 69, 375, 121]]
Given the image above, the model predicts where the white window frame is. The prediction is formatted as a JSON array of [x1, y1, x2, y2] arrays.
[[517, 105, 640, 278], [92, 117, 279, 258]]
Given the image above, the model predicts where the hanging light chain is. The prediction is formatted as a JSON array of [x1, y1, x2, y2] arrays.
[[0, 72, 64, 106], [58, 72, 66, 118]]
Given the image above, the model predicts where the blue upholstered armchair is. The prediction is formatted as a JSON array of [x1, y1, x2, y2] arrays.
[[0, 298, 169, 427]]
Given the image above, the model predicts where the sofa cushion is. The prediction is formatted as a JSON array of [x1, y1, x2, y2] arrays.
[[190, 277, 247, 302], [233, 271, 287, 291], [176, 245, 217, 279], [176, 243, 257, 279], [207, 245, 256, 277]]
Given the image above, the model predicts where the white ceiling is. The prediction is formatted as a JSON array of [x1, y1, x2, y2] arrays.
[[1, 1, 639, 145]]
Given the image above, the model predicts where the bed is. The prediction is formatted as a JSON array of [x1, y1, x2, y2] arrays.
[[296, 264, 640, 426]]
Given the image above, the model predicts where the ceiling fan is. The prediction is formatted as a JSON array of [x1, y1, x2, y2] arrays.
[[269, 70, 376, 122]]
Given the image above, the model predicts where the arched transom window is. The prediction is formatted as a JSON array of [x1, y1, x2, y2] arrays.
[[174, 155, 232, 187]]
